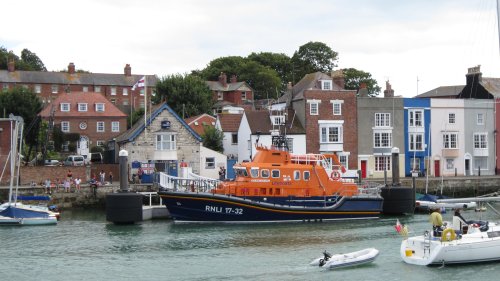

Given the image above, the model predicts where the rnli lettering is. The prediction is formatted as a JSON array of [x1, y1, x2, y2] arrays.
[[272, 181, 292, 186], [205, 205, 243, 215]]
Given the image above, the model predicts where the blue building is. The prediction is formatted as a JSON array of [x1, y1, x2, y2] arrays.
[[403, 98, 431, 177]]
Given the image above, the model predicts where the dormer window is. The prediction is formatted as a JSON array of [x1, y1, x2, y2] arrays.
[[272, 116, 285, 125], [78, 103, 88, 112], [60, 103, 70, 112], [95, 103, 105, 112], [321, 80, 332, 90]]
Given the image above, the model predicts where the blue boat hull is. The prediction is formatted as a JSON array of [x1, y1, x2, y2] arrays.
[[159, 191, 383, 222]]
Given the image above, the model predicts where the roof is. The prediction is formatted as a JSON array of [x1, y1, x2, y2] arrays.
[[39, 92, 127, 118], [217, 113, 243, 132], [0, 70, 157, 87], [245, 109, 305, 135], [205, 81, 252, 92], [115, 102, 202, 143], [291, 72, 345, 101], [480, 77, 500, 97], [185, 113, 216, 136], [415, 85, 464, 98]]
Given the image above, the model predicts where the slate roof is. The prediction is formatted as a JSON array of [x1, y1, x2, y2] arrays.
[[218, 114, 243, 133], [277, 72, 346, 105], [0, 70, 157, 87], [115, 102, 202, 143], [245, 109, 305, 135], [415, 85, 464, 98], [39, 92, 127, 118], [480, 77, 500, 97], [205, 81, 250, 92]]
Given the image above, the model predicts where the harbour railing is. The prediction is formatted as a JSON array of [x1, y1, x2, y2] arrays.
[[158, 172, 220, 193]]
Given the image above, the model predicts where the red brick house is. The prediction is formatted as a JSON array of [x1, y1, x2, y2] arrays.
[[0, 61, 156, 115], [185, 113, 216, 136], [277, 71, 358, 171], [39, 92, 127, 157], [206, 72, 254, 113]]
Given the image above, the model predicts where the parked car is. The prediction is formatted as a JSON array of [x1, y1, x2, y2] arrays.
[[44, 159, 60, 166], [90, 152, 103, 164], [63, 155, 85, 166]]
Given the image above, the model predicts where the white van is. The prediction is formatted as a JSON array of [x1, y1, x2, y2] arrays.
[[64, 155, 85, 166]]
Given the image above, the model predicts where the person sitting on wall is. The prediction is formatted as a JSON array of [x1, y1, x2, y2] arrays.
[[429, 208, 444, 237]]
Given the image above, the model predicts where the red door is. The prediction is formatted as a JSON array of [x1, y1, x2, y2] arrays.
[[434, 160, 440, 177], [361, 160, 367, 178]]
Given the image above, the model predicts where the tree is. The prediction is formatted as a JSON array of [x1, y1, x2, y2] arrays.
[[20, 49, 47, 71], [291, 41, 338, 83], [201, 126, 223, 153], [0, 46, 47, 71], [343, 68, 381, 97], [154, 74, 213, 118], [247, 52, 293, 90]]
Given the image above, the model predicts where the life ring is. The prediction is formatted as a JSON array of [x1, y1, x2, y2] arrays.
[[441, 228, 456, 242], [330, 171, 341, 180]]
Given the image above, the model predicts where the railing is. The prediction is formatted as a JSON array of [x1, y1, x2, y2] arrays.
[[139, 192, 163, 206], [158, 172, 220, 193]]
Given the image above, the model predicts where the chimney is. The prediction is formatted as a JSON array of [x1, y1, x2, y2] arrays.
[[466, 65, 482, 85], [68, 62, 75, 74], [384, 80, 394, 98], [124, 64, 132, 76], [230, 74, 237, 83], [218, 72, 227, 87], [358, 82, 369, 97], [287, 82, 293, 90], [7, 59, 15, 72], [331, 69, 345, 89]]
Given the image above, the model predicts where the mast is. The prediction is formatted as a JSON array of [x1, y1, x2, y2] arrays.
[[144, 76, 147, 138], [497, 0, 500, 54]]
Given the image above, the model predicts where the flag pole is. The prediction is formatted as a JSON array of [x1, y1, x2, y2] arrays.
[[144, 76, 147, 138]]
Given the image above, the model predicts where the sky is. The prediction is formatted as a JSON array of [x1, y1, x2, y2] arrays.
[[2, 0, 500, 97]]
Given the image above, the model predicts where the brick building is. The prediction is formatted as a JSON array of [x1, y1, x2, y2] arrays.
[[0, 61, 156, 115], [206, 72, 254, 114]]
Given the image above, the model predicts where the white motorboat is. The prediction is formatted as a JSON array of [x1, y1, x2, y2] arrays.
[[310, 248, 379, 269], [401, 221, 500, 265]]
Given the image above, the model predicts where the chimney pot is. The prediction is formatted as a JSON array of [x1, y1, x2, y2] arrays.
[[383, 80, 394, 98], [218, 72, 228, 87], [124, 64, 132, 76], [7, 60, 15, 72], [331, 69, 345, 89], [68, 62, 75, 74]]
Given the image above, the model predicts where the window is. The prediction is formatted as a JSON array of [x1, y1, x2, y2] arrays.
[[156, 134, 176, 150], [140, 89, 145, 96], [443, 133, 458, 148], [96, 140, 105, 147], [231, 133, 238, 144], [241, 92, 247, 100], [111, 121, 120, 132], [250, 168, 259, 178], [83, 86, 89, 92], [321, 80, 332, 90], [123, 88, 128, 96], [321, 126, 342, 143], [474, 133, 487, 149], [375, 156, 391, 171], [410, 157, 420, 171], [477, 113, 484, 125], [51, 85, 58, 94], [293, 170, 300, 180], [61, 121, 70, 132], [123, 99, 129, 106], [446, 159, 454, 170], [205, 157, 215, 169], [62, 141, 69, 152], [310, 102, 318, 115], [95, 86, 101, 93], [78, 103, 88, 112], [111, 87, 117, 95], [2, 84, 8, 91], [34, 84, 41, 94], [271, 170, 280, 178], [95, 103, 105, 112], [272, 116, 285, 125], [374, 132, 392, 148], [60, 103, 70, 112], [448, 113, 456, 124], [474, 157, 487, 170], [96, 121, 105, 132], [409, 133, 424, 151], [375, 113, 391, 127], [338, 154, 348, 167], [409, 109, 423, 127], [303, 171, 310, 181], [261, 169, 269, 178], [331, 100, 343, 115], [217, 91, 223, 100]]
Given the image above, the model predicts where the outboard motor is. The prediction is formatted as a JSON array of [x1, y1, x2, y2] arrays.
[[319, 251, 332, 267]]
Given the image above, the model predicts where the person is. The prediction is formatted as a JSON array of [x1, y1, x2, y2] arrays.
[[90, 177, 98, 198], [67, 169, 73, 181], [218, 167, 226, 180], [45, 178, 51, 194], [64, 178, 71, 193], [429, 208, 443, 237], [137, 167, 143, 184], [109, 171, 113, 184], [453, 208, 468, 234], [99, 170, 105, 185], [74, 177, 81, 193]]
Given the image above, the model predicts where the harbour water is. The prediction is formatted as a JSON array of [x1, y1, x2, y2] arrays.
[[1, 206, 500, 281]]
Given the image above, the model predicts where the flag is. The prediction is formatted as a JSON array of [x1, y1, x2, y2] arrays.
[[132, 76, 145, 90], [395, 219, 402, 233]]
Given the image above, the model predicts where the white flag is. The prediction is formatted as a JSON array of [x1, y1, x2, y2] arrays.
[[132, 76, 145, 90]]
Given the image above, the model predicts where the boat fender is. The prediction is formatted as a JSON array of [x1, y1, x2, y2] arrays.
[[441, 228, 456, 242], [330, 171, 340, 180]]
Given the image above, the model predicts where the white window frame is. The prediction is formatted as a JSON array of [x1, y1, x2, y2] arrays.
[[34, 84, 41, 94], [96, 121, 105, 132], [321, 80, 332, 90], [320, 125, 343, 143], [156, 133, 176, 150], [123, 88, 128, 96], [83, 86, 89, 93], [51, 85, 58, 94], [375, 113, 391, 127], [272, 116, 285, 125], [409, 133, 424, 151], [409, 109, 423, 127], [443, 133, 458, 149], [448, 113, 456, 124], [477, 113, 484, 125], [95, 103, 105, 112], [331, 100, 343, 115], [473, 133, 487, 149], [60, 103, 70, 112], [375, 156, 391, 171], [111, 121, 120, 132], [61, 121, 70, 133], [205, 157, 215, 169], [445, 158, 455, 170], [374, 131, 392, 148], [78, 103, 88, 112], [95, 86, 101, 93], [96, 140, 105, 147], [110, 87, 117, 96], [241, 91, 247, 100], [310, 102, 319, 115]]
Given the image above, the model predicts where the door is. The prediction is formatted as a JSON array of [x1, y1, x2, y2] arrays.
[[434, 160, 440, 177], [167, 160, 178, 177], [78, 136, 89, 156], [465, 159, 470, 176], [361, 160, 367, 178], [226, 159, 237, 179]]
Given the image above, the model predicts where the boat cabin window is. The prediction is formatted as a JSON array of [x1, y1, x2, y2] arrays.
[[272, 170, 280, 178], [303, 171, 310, 181], [261, 169, 270, 178], [294, 170, 300, 180], [236, 168, 248, 177], [250, 168, 259, 178]]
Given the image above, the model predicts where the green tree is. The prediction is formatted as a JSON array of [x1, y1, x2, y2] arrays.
[[343, 68, 381, 97], [128, 108, 144, 128], [291, 41, 338, 83], [20, 49, 47, 71], [0, 46, 47, 71], [201, 126, 223, 153], [247, 52, 293, 90], [154, 74, 213, 118]]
